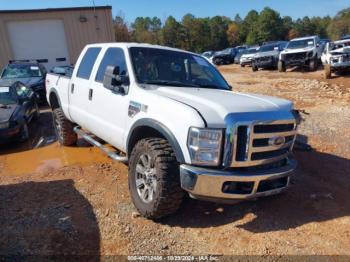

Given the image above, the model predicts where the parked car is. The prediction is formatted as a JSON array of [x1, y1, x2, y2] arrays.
[[212, 48, 237, 65], [321, 39, 350, 79], [278, 36, 323, 72], [234, 49, 247, 64], [341, 35, 350, 40], [1, 61, 47, 102], [201, 51, 215, 59], [46, 43, 298, 219], [252, 41, 288, 71], [0, 80, 40, 143], [240, 47, 259, 67]]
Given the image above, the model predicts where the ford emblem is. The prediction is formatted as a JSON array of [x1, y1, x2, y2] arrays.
[[268, 136, 285, 146]]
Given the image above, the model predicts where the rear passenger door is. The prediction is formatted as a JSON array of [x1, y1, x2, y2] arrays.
[[86, 47, 129, 150], [69, 47, 101, 128]]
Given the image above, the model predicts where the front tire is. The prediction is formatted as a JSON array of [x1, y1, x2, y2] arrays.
[[52, 108, 77, 146], [278, 60, 286, 72], [252, 63, 258, 72], [128, 138, 185, 219], [309, 57, 318, 71], [324, 64, 332, 79]]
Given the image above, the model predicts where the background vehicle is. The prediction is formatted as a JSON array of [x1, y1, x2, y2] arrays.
[[278, 36, 323, 72], [0, 80, 39, 143], [1, 61, 47, 102], [252, 41, 288, 71], [322, 39, 350, 79], [240, 47, 259, 67], [50, 65, 74, 77], [212, 48, 237, 65], [201, 51, 215, 59], [46, 43, 298, 219]]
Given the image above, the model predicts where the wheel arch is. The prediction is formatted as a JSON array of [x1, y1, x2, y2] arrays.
[[127, 119, 185, 163], [48, 89, 61, 110]]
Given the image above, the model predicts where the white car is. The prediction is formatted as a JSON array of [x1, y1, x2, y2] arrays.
[[278, 36, 323, 72], [321, 39, 350, 79], [240, 47, 259, 67], [46, 43, 298, 219]]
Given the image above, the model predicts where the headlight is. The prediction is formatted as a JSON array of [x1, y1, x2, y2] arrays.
[[0, 122, 9, 129], [187, 127, 223, 166]]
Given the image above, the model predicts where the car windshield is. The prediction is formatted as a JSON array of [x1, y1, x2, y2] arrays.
[[130, 47, 230, 90], [259, 44, 277, 52], [247, 48, 258, 54], [0, 86, 17, 105], [1, 64, 42, 79], [287, 39, 315, 49]]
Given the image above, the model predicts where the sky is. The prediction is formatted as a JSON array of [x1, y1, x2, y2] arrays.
[[1, 0, 350, 23]]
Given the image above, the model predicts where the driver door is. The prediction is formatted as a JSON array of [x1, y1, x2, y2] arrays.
[[85, 47, 130, 150]]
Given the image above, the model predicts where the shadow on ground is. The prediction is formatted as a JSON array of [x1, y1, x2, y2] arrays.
[[0, 180, 100, 257], [162, 149, 350, 232]]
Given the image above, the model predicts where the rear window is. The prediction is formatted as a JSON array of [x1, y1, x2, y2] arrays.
[[76, 47, 101, 80]]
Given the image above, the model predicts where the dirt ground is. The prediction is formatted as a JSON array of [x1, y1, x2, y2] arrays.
[[0, 65, 349, 256]]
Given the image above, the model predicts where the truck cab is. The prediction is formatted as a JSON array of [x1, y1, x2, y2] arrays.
[[46, 43, 298, 219]]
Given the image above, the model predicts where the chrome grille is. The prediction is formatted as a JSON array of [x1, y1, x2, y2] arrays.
[[231, 120, 297, 167]]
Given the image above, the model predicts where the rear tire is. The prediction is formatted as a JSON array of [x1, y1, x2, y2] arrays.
[[128, 138, 185, 219], [278, 60, 286, 72], [324, 64, 332, 79], [52, 108, 77, 146]]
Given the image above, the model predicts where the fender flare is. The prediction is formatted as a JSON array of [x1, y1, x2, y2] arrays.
[[48, 88, 62, 108], [127, 118, 185, 163]]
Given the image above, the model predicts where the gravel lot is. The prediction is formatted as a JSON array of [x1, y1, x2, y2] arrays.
[[0, 65, 349, 256]]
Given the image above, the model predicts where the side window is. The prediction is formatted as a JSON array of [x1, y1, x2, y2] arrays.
[[95, 48, 127, 83], [76, 47, 101, 80]]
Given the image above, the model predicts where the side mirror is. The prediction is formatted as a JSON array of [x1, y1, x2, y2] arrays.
[[103, 65, 129, 94]]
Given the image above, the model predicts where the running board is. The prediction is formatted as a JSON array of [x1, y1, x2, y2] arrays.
[[74, 127, 128, 163]]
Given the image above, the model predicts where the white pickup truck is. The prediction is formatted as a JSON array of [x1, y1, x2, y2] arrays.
[[278, 36, 323, 72], [46, 43, 298, 219]]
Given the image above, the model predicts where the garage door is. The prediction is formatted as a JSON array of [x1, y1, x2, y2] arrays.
[[7, 19, 70, 70]]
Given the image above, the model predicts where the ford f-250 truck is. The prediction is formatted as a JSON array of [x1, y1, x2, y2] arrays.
[[46, 43, 298, 219]]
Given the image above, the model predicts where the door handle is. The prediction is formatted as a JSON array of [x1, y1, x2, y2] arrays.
[[71, 84, 75, 94], [88, 89, 93, 100]]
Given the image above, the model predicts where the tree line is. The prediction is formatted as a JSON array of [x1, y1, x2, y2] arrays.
[[113, 7, 350, 53]]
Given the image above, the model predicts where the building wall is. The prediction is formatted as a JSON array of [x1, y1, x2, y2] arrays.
[[0, 7, 114, 69]]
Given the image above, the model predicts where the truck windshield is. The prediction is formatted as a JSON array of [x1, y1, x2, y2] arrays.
[[0, 86, 17, 105], [259, 45, 277, 52], [129, 47, 230, 90], [287, 39, 315, 49], [1, 64, 42, 79]]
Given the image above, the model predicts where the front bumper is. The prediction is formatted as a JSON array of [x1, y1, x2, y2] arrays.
[[254, 57, 276, 68], [180, 158, 296, 202], [240, 59, 252, 66], [330, 61, 350, 69], [0, 125, 22, 143]]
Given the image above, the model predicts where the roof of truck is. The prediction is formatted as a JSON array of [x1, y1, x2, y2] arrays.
[[333, 39, 350, 44], [290, 36, 318, 41], [85, 42, 196, 55]]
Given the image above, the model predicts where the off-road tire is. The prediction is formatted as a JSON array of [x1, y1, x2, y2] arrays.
[[128, 138, 185, 219], [52, 108, 77, 146], [324, 64, 332, 79], [309, 57, 318, 72], [278, 60, 286, 72], [252, 64, 258, 72], [241, 64, 245, 68]]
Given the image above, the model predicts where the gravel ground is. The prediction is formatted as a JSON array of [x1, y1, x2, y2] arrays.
[[0, 65, 349, 256]]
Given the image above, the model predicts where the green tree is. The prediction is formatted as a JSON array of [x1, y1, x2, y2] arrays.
[[161, 16, 184, 48], [327, 8, 350, 40], [114, 15, 130, 42], [256, 7, 284, 43]]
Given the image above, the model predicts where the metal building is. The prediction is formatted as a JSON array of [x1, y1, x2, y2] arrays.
[[0, 6, 114, 70]]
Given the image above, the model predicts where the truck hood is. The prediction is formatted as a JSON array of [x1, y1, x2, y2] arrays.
[[281, 46, 314, 54], [255, 50, 279, 58], [241, 53, 256, 59], [0, 104, 18, 123], [0, 77, 42, 87], [149, 87, 293, 127], [330, 46, 350, 55]]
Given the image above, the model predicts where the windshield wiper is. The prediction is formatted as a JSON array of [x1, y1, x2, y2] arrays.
[[196, 84, 229, 90], [143, 80, 198, 87]]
